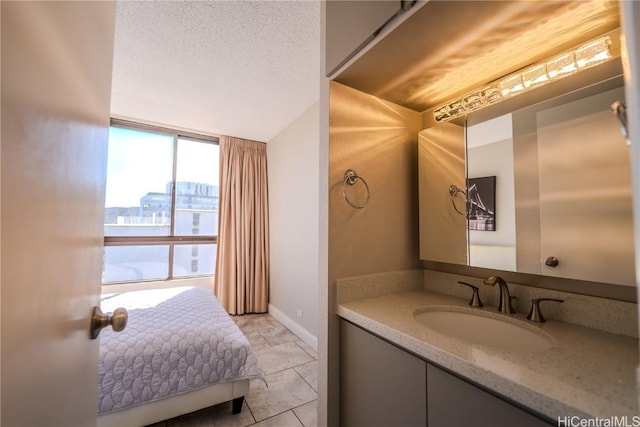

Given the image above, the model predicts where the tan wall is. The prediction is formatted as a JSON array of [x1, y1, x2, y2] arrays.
[[325, 81, 421, 424], [329, 81, 422, 280]]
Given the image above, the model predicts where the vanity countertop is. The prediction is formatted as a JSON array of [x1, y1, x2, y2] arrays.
[[337, 289, 639, 420]]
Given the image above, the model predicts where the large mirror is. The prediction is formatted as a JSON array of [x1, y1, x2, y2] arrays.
[[418, 74, 634, 286]]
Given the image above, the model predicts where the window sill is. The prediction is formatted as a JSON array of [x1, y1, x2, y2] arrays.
[[100, 276, 214, 295]]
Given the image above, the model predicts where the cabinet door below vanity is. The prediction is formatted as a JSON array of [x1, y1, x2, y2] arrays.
[[427, 363, 553, 427], [340, 320, 427, 427]]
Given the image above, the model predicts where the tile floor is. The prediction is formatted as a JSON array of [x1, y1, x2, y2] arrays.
[[149, 313, 318, 427]]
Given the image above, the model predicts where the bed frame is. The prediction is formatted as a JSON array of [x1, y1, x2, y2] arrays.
[[97, 286, 263, 427], [97, 377, 249, 427]]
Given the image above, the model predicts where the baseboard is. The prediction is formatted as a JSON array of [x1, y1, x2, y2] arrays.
[[268, 303, 318, 351]]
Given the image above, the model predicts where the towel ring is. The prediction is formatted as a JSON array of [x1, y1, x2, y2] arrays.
[[611, 100, 630, 146], [343, 169, 370, 209], [449, 184, 467, 216]]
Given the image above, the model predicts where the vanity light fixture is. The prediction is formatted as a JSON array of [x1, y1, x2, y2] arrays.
[[433, 33, 615, 123]]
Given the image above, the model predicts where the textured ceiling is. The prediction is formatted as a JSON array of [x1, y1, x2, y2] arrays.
[[110, 0, 320, 142]]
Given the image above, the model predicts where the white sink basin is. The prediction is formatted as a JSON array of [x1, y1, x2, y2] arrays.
[[414, 307, 554, 352]]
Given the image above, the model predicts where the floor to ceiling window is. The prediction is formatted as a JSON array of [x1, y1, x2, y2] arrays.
[[103, 120, 220, 284]]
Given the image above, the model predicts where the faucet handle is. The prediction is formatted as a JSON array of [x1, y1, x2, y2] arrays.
[[527, 298, 564, 323], [457, 281, 483, 307]]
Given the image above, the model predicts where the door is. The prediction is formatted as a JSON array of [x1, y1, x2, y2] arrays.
[[1, 2, 116, 426], [620, 0, 640, 412], [340, 320, 427, 427], [427, 364, 552, 426], [536, 85, 634, 286], [325, 0, 401, 75]]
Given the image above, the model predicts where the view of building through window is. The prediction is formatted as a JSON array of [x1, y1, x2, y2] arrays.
[[103, 124, 219, 284]]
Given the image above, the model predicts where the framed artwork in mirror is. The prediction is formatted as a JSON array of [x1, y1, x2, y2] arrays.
[[467, 176, 496, 231]]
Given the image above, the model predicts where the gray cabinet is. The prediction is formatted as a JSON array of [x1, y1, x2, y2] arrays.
[[325, 1, 402, 75], [427, 363, 552, 426], [340, 320, 427, 427], [340, 320, 553, 427]]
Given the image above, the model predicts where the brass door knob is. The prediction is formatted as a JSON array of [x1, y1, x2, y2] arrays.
[[90, 306, 128, 339]]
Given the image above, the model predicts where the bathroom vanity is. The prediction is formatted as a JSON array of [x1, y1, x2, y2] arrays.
[[336, 271, 638, 426], [341, 320, 550, 426], [325, 1, 640, 425]]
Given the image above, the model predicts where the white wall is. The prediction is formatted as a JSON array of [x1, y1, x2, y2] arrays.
[[267, 102, 320, 349], [467, 115, 517, 271]]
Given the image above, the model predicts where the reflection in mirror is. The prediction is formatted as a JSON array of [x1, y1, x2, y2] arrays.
[[418, 123, 466, 265], [467, 115, 516, 272], [514, 80, 633, 286], [419, 77, 635, 286]]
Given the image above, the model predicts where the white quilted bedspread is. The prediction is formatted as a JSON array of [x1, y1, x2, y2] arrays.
[[97, 287, 265, 415]]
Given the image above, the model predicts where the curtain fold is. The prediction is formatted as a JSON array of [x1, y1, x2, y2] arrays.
[[214, 136, 269, 314]]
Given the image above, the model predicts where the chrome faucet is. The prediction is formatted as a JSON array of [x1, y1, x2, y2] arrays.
[[482, 276, 515, 314]]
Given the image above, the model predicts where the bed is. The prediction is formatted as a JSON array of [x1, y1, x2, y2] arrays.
[[97, 286, 266, 427]]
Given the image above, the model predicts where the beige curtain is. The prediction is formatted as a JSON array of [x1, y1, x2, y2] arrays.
[[214, 136, 269, 314]]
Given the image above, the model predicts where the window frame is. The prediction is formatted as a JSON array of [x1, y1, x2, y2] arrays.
[[103, 118, 220, 283]]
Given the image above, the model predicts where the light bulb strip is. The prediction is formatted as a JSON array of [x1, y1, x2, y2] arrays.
[[433, 34, 614, 123]]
